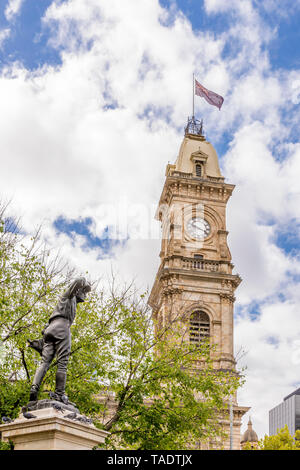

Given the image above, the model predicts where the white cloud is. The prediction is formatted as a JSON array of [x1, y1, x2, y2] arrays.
[[4, 0, 24, 21], [0, 0, 300, 440], [204, 0, 232, 13], [258, 0, 300, 17], [0, 28, 10, 48]]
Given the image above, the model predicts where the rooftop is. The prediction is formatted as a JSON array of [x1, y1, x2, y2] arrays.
[[284, 387, 300, 401]]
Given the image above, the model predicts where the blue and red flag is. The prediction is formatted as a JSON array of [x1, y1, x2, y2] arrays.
[[195, 79, 224, 110]]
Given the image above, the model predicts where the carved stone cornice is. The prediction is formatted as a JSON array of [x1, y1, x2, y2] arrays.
[[162, 287, 182, 297], [220, 293, 236, 303], [155, 176, 235, 218]]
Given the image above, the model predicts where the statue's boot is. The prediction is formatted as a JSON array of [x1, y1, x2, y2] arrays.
[[29, 363, 49, 401], [29, 384, 39, 402], [54, 371, 69, 404]]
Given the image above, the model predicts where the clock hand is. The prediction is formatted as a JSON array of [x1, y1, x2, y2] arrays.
[[191, 219, 202, 228], [194, 222, 205, 231]]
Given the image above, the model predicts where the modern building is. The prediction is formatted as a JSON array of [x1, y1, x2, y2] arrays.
[[269, 388, 300, 435], [148, 117, 250, 449]]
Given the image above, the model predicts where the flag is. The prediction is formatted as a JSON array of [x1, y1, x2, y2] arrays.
[[195, 79, 224, 110]]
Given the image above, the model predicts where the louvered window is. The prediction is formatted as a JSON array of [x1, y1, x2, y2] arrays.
[[195, 163, 202, 177], [189, 311, 210, 345]]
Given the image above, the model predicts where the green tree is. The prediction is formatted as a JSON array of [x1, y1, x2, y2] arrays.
[[93, 292, 242, 450], [258, 425, 300, 450], [0, 203, 242, 449]]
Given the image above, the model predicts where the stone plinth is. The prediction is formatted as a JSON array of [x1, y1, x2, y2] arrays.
[[0, 406, 109, 450]]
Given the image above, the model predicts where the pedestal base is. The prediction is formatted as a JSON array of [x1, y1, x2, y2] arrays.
[[24, 398, 80, 414], [0, 406, 109, 450]]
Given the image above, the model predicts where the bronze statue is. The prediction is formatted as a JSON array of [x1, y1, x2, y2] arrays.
[[28, 277, 91, 404]]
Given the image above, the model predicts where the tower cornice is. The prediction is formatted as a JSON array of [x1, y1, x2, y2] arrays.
[[149, 260, 242, 311], [155, 175, 235, 220]]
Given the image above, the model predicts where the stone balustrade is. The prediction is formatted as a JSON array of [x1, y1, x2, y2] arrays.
[[182, 257, 220, 272], [163, 256, 230, 273]]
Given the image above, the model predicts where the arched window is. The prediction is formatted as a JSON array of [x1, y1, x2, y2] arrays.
[[195, 163, 202, 177], [189, 311, 210, 345]]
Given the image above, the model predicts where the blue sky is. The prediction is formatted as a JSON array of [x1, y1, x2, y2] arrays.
[[0, 0, 300, 438], [53, 215, 126, 256], [2, 1, 300, 73], [0, 1, 60, 69]]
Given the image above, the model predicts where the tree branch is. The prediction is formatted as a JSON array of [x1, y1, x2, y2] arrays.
[[20, 348, 31, 382]]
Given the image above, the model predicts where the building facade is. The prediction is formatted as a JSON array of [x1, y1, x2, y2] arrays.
[[148, 118, 249, 449], [269, 388, 300, 436]]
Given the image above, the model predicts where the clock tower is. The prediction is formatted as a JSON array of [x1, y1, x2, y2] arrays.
[[148, 118, 249, 449]]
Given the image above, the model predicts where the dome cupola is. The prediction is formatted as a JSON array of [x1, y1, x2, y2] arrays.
[[241, 417, 259, 449]]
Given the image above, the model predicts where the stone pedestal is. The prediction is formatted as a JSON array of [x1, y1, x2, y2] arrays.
[[0, 405, 109, 450]]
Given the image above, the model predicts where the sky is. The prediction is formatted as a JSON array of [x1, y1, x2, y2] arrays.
[[0, 0, 300, 439]]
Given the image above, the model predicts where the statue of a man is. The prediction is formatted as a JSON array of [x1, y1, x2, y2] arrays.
[[28, 277, 91, 404]]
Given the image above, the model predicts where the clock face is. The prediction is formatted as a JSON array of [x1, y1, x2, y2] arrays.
[[186, 217, 210, 240]]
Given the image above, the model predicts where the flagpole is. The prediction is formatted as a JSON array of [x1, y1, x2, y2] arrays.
[[192, 72, 195, 118]]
